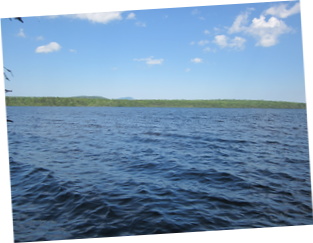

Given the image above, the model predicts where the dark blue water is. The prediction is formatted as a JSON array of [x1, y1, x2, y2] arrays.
[[6, 106, 313, 242]]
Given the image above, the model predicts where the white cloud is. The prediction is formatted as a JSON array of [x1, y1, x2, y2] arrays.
[[190, 40, 209, 46], [135, 21, 146, 27], [69, 49, 77, 53], [228, 11, 250, 34], [264, 2, 300, 19], [213, 27, 225, 35], [127, 12, 136, 20], [35, 42, 61, 53], [232, 36, 246, 49], [134, 56, 164, 65], [191, 8, 205, 20], [191, 58, 203, 63], [72, 12, 122, 24], [36, 36, 44, 41], [203, 47, 212, 52], [214, 35, 246, 49], [227, 3, 297, 48], [185, 68, 191, 72], [17, 28, 26, 38], [203, 29, 210, 35], [191, 9, 200, 15], [198, 40, 209, 46], [247, 15, 291, 47], [214, 35, 228, 48]]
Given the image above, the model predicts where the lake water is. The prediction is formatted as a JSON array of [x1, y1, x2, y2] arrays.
[[6, 106, 313, 242]]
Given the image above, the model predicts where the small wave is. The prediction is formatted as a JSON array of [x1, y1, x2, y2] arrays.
[[7, 107, 312, 241]]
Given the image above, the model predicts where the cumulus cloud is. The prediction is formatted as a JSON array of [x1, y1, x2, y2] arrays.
[[191, 58, 203, 63], [264, 2, 300, 19], [35, 42, 61, 53], [227, 3, 298, 47], [134, 56, 164, 65], [247, 15, 291, 47], [127, 12, 136, 20], [72, 12, 123, 24], [17, 28, 26, 38], [214, 35, 228, 48], [214, 35, 246, 49]]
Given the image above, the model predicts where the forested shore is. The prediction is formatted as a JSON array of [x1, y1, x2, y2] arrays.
[[5, 97, 306, 109]]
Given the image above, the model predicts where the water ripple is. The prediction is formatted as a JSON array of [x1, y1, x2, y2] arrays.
[[6, 107, 313, 242]]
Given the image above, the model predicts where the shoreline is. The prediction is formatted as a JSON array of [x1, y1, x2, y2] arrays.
[[5, 97, 306, 109]]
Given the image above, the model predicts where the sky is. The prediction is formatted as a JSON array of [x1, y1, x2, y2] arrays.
[[1, 0, 306, 102]]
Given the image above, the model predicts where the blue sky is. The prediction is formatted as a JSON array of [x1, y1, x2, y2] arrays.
[[1, 1, 306, 102]]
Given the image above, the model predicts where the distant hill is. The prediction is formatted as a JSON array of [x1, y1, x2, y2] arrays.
[[72, 96, 108, 99], [117, 97, 134, 100]]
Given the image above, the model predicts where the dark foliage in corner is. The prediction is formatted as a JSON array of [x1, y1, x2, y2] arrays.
[[4, 17, 23, 122]]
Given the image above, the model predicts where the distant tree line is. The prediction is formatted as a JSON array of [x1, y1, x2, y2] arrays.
[[5, 97, 306, 109]]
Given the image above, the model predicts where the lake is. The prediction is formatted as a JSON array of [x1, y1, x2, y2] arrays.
[[6, 106, 313, 242]]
